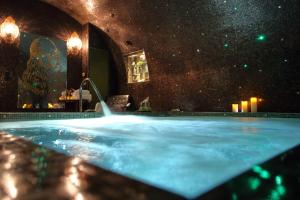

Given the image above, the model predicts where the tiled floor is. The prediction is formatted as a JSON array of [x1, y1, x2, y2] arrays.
[[0, 131, 181, 200]]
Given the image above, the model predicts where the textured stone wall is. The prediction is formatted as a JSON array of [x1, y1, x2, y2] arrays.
[[2, 0, 300, 112], [42, 0, 300, 112]]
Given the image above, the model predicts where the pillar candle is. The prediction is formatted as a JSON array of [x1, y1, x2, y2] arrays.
[[232, 104, 239, 112], [241, 101, 248, 113], [250, 97, 258, 113]]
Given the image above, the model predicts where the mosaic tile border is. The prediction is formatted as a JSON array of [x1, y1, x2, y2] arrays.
[[1, 112, 300, 122], [117, 112, 300, 118], [0, 112, 103, 122]]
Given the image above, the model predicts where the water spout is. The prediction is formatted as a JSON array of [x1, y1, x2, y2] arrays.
[[79, 78, 111, 116]]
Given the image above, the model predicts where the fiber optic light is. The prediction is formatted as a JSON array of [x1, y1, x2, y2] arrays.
[[0, 16, 20, 43], [260, 170, 271, 179], [276, 185, 286, 195], [256, 34, 266, 42], [275, 175, 283, 185], [248, 177, 261, 190], [253, 165, 263, 173]]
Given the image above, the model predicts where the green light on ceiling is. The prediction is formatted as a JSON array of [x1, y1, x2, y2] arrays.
[[253, 165, 263, 173], [256, 34, 267, 42], [270, 190, 280, 200], [252, 165, 270, 179], [243, 64, 248, 68], [275, 175, 283, 185], [248, 177, 261, 190], [269, 185, 286, 200], [224, 43, 229, 48], [32, 82, 38, 88], [276, 185, 286, 196], [231, 193, 238, 200]]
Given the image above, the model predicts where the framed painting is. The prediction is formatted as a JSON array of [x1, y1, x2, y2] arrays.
[[124, 50, 150, 84], [18, 32, 67, 109]]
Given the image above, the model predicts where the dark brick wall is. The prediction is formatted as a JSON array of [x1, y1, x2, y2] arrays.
[[0, 0, 82, 111]]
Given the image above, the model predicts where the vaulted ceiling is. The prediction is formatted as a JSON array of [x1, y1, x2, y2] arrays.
[[40, 0, 147, 52], [38, 0, 300, 112]]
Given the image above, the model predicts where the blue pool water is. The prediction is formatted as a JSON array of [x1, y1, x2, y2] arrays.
[[1, 115, 300, 199]]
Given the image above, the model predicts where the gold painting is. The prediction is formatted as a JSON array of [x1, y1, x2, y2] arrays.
[[125, 50, 150, 83]]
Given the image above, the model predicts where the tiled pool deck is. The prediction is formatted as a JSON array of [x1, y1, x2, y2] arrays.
[[0, 131, 181, 200]]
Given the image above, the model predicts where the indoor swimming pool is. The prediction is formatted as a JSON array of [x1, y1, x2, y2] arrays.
[[1, 115, 300, 199]]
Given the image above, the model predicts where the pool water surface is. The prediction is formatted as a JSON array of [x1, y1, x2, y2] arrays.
[[1, 116, 300, 199]]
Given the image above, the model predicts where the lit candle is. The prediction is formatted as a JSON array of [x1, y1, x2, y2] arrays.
[[250, 97, 258, 113], [241, 101, 248, 113], [232, 104, 239, 112]]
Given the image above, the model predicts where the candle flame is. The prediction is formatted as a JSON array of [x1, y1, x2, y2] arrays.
[[250, 97, 258, 103]]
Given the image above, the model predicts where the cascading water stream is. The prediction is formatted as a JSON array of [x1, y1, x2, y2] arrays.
[[100, 100, 112, 116], [79, 78, 112, 116]]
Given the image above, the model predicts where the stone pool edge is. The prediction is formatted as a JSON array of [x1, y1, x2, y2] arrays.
[[1, 112, 300, 122], [0, 131, 183, 200]]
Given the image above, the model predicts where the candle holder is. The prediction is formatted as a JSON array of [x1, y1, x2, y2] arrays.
[[241, 101, 248, 113], [250, 97, 258, 113], [232, 104, 239, 113]]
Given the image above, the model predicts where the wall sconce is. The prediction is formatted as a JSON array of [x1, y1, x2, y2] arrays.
[[250, 97, 258, 113], [0, 16, 20, 43], [67, 32, 82, 54]]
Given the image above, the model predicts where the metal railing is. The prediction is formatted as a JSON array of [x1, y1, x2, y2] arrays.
[[79, 78, 104, 112]]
